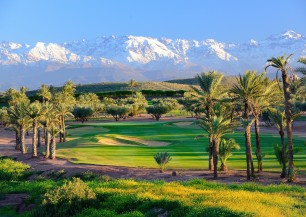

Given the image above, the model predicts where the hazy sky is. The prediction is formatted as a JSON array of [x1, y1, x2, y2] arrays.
[[1, 0, 305, 44]]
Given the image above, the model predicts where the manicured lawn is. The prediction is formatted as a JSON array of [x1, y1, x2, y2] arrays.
[[57, 120, 306, 172]]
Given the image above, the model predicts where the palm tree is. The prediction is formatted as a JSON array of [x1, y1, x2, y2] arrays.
[[40, 102, 55, 158], [129, 79, 137, 97], [219, 138, 240, 171], [265, 54, 296, 182], [230, 71, 263, 179], [38, 84, 52, 103], [26, 101, 45, 158], [251, 74, 279, 172], [48, 117, 61, 160], [197, 104, 238, 178], [8, 102, 30, 154], [55, 103, 72, 142], [268, 108, 301, 178], [6, 87, 29, 106], [194, 71, 224, 171]]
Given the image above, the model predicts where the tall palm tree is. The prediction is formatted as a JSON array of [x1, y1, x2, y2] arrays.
[[40, 102, 55, 158], [194, 71, 224, 171], [197, 104, 237, 178], [26, 101, 45, 158], [38, 84, 52, 103], [54, 103, 73, 142], [230, 71, 263, 179], [48, 116, 61, 160], [251, 75, 279, 172], [265, 54, 296, 182], [129, 79, 137, 97], [8, 102, 30, 154]]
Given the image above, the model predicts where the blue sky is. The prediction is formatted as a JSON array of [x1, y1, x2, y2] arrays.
[[0, 0, 305, 44]]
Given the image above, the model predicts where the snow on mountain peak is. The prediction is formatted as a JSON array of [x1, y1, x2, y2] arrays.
[[268, 30, 304, 41], [250, 39, 258, 46]]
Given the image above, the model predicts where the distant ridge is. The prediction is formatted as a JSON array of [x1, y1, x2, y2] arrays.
[[1, 30, 305, 90]]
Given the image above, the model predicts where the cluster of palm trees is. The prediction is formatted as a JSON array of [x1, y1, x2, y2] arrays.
[[193, 55, 306, 182], [0, 81, 76, 159]]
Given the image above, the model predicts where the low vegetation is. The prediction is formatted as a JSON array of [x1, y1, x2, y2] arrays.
[[0, 159, 305, 217]]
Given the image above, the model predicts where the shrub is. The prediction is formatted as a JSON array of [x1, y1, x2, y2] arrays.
[[106, 105, 130, 121], [0, 157, 30, 181], [154, 152, 172, 172], [146, 104, 169, 121], [72, 106, 94, 123], [38, 178, 96, 217]]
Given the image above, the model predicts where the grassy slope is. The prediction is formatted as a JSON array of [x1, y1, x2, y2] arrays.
[[57, 120, 306, 172]]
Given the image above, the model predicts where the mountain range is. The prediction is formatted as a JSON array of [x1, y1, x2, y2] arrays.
[[0, 30, 305, 90]]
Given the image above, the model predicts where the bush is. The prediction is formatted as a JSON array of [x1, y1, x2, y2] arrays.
[[106, 105, 131, 121], [146, 104, 169, 121], [0, 157, 30, 181], [72, 106, 94, 123], [154, 152, 172, 172], [37, 178, 96, 217]]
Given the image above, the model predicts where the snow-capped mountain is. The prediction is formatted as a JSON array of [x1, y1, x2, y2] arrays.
[[0, 30, 305, 90]]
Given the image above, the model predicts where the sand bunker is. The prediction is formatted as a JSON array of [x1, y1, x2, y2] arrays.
[[98, 135, 170, 147], [113, 135, 170, 147], [173, 122, 193, 126], [98, 137, 137, 146]]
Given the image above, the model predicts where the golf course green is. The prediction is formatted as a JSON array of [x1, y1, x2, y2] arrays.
[[57, 120, 306, 172]]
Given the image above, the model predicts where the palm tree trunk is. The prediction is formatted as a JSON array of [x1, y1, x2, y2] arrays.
[[281, 71, 295, 182], [62, 116, 66, 142], [44, 126, 48, 146], [49, 137, 56, 160], [32, 121, 38, 157], [15, 130, 21, 150], [208, 134, 214, 171], [244, 102, 254, 179], [44, 131, 51, 158], [213, 138, 220, 178], [245, 126, 251, 180], [37, 128, 41, 147], [279, 129, 287, 178], [20, 125, 26, 154], [254, 115, 263, 173], [59, 116, 63, 143]]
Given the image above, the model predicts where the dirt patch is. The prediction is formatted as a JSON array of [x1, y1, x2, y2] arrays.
[[113, 135, 170, 147], [173, 121, 193, 126]]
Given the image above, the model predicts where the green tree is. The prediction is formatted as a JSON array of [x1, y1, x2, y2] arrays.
[[78, 93, 103, 118], [268, 108, 301, 178], [26, 101, 45, 157], [39, 84, 52, 103], [251, 74, 279, 172], [218, 138, 240, 171], [230, 71, 262, 179], [194, 71, 224, 171], [40, 102, 56, 158], [129, 79, 137, 97], [105, 105, 130, 121], [72, 106, 94, 123], [146, 104, 169, 121], [197, 104, 238, 178], [8, 102, 30, 154], [265, 54, 296, 182]]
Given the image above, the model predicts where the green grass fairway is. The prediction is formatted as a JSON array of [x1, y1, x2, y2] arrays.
[[57, 121, 306, 172]]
